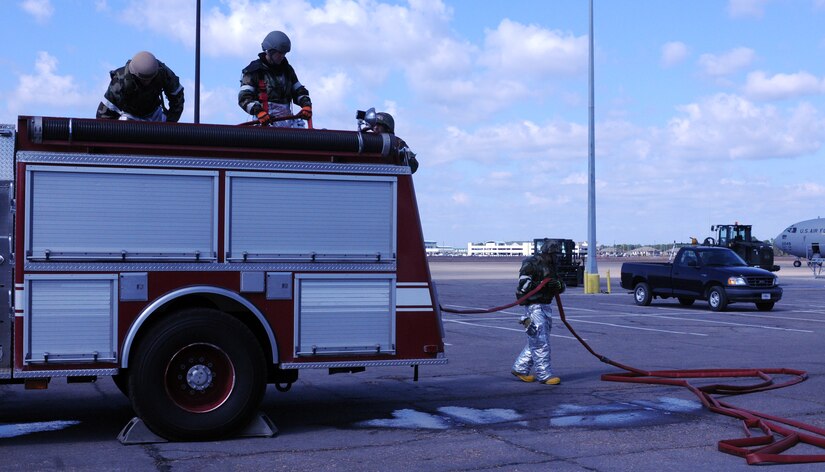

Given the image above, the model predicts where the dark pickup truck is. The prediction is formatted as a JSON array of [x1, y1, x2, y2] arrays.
[[620, 246, 782, 312]]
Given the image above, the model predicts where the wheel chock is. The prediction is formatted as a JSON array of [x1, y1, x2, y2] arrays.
[[237, 412, 278, 438], [117, 417, 166, 445], [117, 413, 277, 445]]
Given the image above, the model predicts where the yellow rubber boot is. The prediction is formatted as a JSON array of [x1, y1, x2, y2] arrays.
[[541, 377, 561, 385], [511, 371, 535, 383]]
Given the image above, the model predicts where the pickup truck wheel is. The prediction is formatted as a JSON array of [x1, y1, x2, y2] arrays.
[[129, 308, 266, 441], [708, 286, 728, 312], [756, 302, 775, 311], [634, 282, 652, 306], [677, 297, 695, 306]]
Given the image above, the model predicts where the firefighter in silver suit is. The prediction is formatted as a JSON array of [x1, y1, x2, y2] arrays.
[[511, 239, 564, 385]]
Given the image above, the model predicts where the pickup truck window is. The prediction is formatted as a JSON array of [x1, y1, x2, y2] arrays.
[[700, 250, 747, 267], [678, 250, 698, 266]]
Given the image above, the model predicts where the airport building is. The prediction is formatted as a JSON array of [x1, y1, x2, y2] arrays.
[[466, 241, 533, 256], [425, 240, 465, 256]]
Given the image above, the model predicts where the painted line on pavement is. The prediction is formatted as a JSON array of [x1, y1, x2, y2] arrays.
[[442, 304, 706, 336], [444, 319, 578, 340], [565, 318, 707, 336], [623, 313, 814, 333], [594, 302, 817, 333]]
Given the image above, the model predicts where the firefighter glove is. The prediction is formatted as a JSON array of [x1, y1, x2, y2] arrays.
[[256, 110, 271, 124], [520, 318, 532, 329], [299, 105, 312, 119]]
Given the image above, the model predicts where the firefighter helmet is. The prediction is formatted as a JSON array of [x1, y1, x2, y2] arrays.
[[128, 51, 159, 81], [539, 239, 560, 255], [375, 112, 395, 133], [262, 31, 291, 53]]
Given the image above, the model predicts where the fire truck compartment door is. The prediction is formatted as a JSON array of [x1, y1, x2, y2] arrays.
[[226, 172, 396, 262], [25, 166, 218, 261], [295, 274, 395, 356], [24, 274, 118, 364]]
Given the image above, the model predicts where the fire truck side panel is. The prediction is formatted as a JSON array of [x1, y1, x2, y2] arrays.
[[24, 165, 219, 262], [13, 160, 25, 371], [395, 174, 446, 343], [293, 273, 396, 357], [0, 124, 14, 379], [9, 117, 445, 383], [224, 171, 396, 262], [395, 176, 429, 282]]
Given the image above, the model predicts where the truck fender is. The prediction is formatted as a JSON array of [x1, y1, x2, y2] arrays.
[[120, 286, 279, 369]]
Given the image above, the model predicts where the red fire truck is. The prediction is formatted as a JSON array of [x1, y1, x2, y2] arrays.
[[0, 115, 445, 440]]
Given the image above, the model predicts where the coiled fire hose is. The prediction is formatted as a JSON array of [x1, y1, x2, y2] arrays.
[[440, 278, 825, 465]]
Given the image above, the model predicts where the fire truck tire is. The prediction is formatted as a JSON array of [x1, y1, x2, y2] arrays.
[[128, 308, 266, 441], [112, 372, 130, 397], [633, 282, 652, 306]]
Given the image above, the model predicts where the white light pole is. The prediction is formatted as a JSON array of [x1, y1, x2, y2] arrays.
[[585, 0, 599, 292]]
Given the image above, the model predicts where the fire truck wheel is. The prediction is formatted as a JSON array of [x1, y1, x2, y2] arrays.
[[112, 372, 130, 397], [129, 308, 266, 441]]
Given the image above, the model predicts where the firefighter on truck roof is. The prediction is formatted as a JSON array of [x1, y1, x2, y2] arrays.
[[365, 111, 419, 174], [96, 51, 185, 122], [239, 30, 312, 128]]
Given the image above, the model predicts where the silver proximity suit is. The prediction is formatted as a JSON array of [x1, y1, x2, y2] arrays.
[[511, 246, 563, 382], [512, 303, 554, 381]]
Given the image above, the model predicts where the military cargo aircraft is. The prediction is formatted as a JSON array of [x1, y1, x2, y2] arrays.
[[775, 218, 825, 267]]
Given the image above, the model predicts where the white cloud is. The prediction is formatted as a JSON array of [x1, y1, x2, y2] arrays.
[[451, 192, 470, 205], [561, 173, 587, 185], [479, 19, 588, 76], [114, 1, 588, 118], [6, 52, 95, 119], [728, 0, 769, 18], [743, 71, 825, 100], [719, 178, 747, 186], [661, 42, 689, 68], [786, 182, 825, 196], [698, 47, 755, 76], [122, 0, 195, 47], [179, 83, 239, 126], [20, 0, 53, 22], [312, 71, 355, 119], [426, 120, 587, 165], [130, 0, 456, 66], [663, 93, 825, 160]]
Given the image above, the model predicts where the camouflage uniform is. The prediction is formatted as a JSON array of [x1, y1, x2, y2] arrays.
[[96, 60, 184, 122], [238, 53, 311, 125], [397, 138, 419, 174]]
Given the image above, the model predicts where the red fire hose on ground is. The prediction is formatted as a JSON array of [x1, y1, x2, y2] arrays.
[[440, 279, 825, 465]]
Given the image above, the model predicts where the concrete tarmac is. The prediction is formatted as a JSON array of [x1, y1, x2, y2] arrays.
[[1, 256, 823, 471]]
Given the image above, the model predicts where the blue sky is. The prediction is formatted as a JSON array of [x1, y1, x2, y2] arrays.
[[2, 0, 825, 248]]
